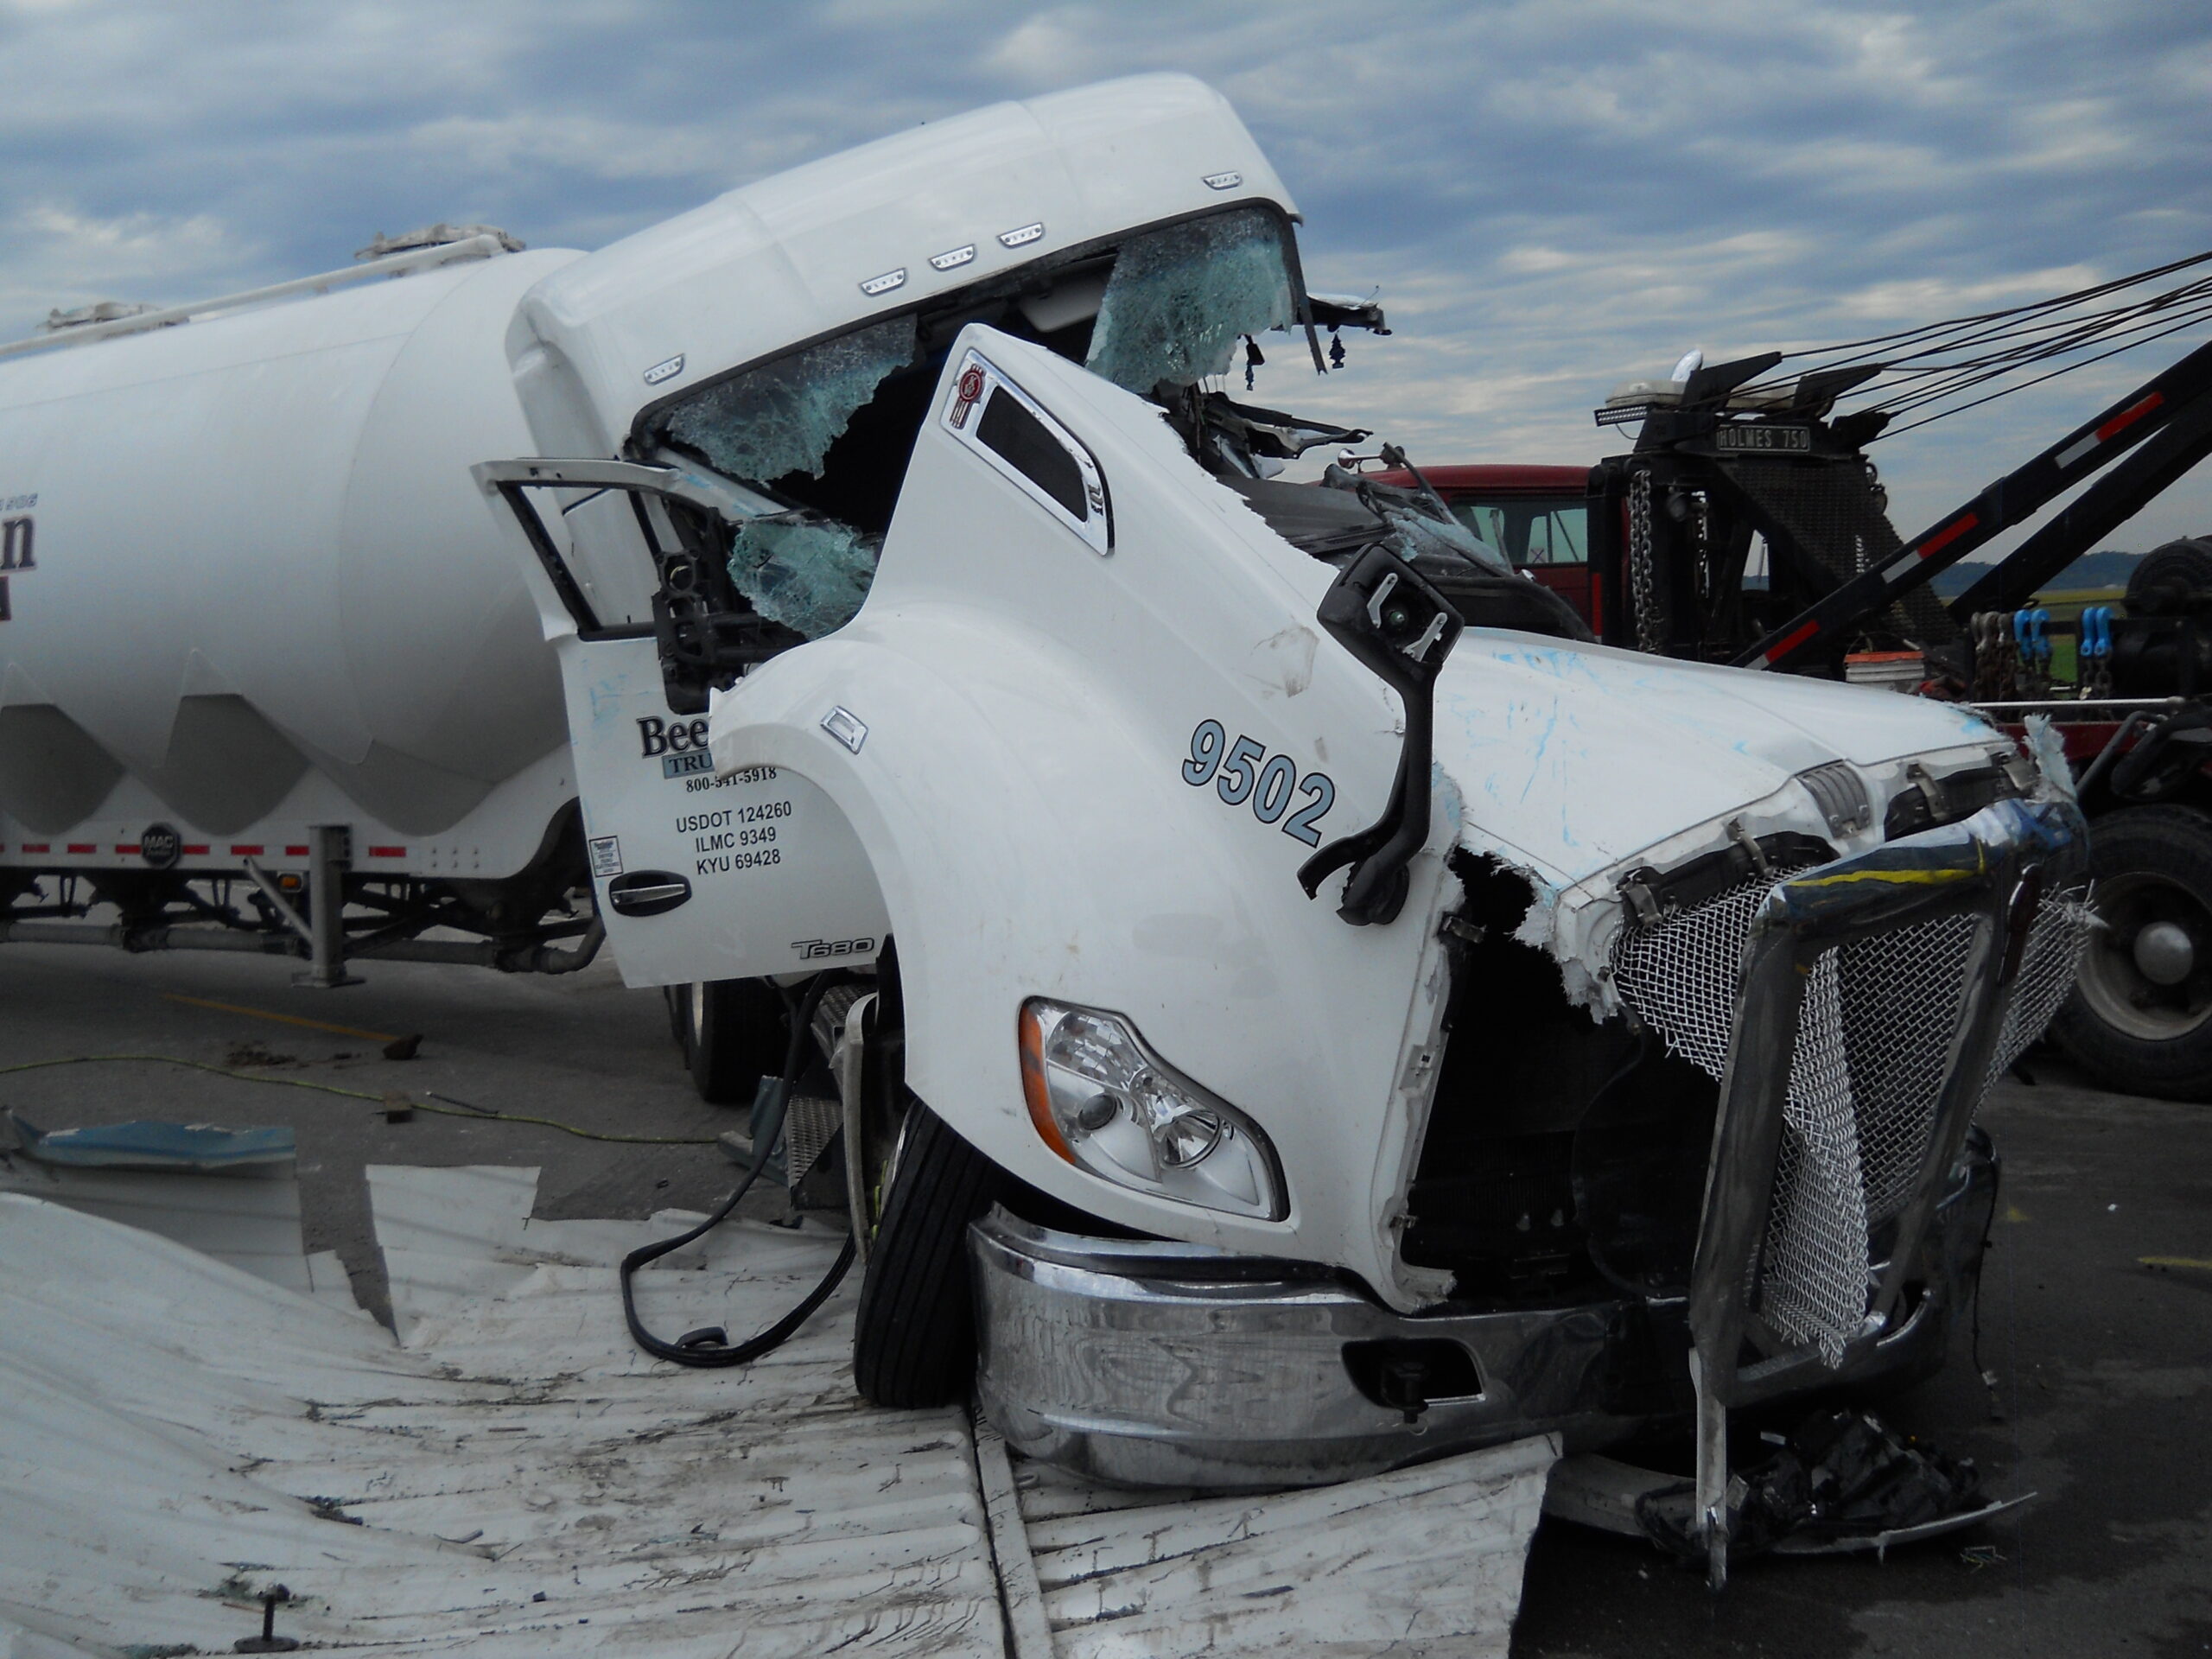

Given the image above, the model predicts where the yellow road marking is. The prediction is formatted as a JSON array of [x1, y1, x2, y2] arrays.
[[162, 993, 404, 1046], [2139, 1255, 2212, 1273]]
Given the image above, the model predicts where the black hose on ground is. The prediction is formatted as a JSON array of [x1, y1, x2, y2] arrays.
[[620, 970, 857, 1368]]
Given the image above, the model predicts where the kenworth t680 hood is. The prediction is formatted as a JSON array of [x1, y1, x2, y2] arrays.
[[1430, 632, 2005, 892]]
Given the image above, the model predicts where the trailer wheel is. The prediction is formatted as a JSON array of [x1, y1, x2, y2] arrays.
[[2052, 805, 2212, 1100], [854, 1100, 1004, 1408], [687, 978, 789, 1105]]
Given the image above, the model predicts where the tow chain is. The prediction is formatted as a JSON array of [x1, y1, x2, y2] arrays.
[[1971, 612, 2015, 701], [1692, 491, 1713, 624], [1629, 467, 1662, 654]]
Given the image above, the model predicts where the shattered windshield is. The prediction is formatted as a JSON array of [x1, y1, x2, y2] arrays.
[[632, 206, 1345, 643], [1084, 208, 1297, 394], [661, 315, 918, 484]]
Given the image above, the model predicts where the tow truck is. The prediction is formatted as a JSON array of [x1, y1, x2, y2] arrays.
[[1389, 301, 2212, 1099]]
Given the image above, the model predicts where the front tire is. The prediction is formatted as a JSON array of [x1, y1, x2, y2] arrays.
[[688, 978, 789, 1105], [853, 1101, 1004, 1408], [2052, 805, 2212, 1099]]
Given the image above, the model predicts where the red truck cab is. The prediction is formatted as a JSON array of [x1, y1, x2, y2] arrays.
[[1370, 464, 1597, 626]]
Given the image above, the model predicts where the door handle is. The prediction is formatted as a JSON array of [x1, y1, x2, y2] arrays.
[[606, 870, 693, 918]]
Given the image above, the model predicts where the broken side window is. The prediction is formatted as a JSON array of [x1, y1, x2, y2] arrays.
[[649, 316, 918, 638], [1084, 208, 1297, 395], [724, 515, 879, 639]]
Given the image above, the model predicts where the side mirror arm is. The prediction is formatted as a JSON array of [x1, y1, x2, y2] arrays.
[[1297, 546, 1464, 925]]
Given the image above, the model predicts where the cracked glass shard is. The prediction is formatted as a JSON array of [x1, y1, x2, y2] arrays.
[[664, 315, 918, 485], [1383, 504, 1516, 578], [1085, 208, 1296, 394], [725, 515, 880, 639]]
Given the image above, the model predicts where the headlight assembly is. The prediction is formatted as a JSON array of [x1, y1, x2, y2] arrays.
[[1017, 998, 1287, 1221]]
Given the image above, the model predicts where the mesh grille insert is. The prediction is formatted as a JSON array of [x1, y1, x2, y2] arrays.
[[1612, 865, 2089, 1365]]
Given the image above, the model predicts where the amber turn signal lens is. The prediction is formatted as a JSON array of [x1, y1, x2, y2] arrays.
[[1017, 1001, 1077, 1164]]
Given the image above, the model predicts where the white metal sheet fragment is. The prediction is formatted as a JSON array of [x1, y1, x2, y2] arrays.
[[1027, 1435, 1555, 1658], [0, 1158, 312, 1290], [5, 1165, 1549, 1656], [0, 1184, 1007, 1656]]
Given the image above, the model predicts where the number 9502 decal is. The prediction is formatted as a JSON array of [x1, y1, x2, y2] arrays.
[[1181, 719, 1334, 845]]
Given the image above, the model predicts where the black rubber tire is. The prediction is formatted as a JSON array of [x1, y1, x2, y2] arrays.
[[2050, 805, 2212, 1100], [662, 984, 691, 1056], [689, 978, 789, 1105], [2124, 537, 2212, 617], [853, 1101, 1005, 1408]]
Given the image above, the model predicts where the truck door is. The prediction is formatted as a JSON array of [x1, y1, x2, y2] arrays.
[[474, 459, 887, 988]]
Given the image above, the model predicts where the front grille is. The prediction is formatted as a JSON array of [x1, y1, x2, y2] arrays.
[[1612, 864, 2090, 1365]]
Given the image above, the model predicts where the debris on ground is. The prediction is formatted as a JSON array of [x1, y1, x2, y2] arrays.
[[1631, 1408, 1999, 1566], [0, 1163, 1555, 1656], [225, 1038, 300, 1068]]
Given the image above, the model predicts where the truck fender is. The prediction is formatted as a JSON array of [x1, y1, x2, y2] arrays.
[[709, 618, 1454, 1290]]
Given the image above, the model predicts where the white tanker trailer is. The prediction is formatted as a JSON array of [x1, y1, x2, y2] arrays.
[[0, 231, 592, 979], [0, 75, 2094, 1580]]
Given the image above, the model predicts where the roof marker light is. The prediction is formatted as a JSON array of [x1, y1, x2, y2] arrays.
[[859, 268, 907, 296], [1202, 171, 1243, 190], [997, 223, 1045, 249], [930, 245, 976, 272]]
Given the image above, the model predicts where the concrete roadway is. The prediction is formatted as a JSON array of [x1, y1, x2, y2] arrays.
[[1, 940, 2206, 1656]]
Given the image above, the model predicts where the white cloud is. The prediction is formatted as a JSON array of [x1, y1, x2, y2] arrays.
[[0, 0, 2203, 550], [0, 202, 241, 320]]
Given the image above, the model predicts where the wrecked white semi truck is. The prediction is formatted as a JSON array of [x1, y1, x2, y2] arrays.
[[0, 76, 2088, 1576]]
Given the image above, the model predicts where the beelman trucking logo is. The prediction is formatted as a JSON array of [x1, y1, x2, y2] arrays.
[[0, 497, 35, 622]]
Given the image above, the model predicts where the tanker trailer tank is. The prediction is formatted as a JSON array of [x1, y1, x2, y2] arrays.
[[0, 235, 601, 981]]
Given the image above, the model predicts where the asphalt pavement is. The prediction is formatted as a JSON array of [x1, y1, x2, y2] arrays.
[[1, 938, 2206, 1656], [0, 940, 763, 1325]]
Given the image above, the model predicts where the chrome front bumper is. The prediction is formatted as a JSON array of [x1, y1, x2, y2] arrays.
[[971, 1136, 1997, 1491]]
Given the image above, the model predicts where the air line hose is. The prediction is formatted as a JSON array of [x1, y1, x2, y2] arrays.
[[619, 971, 858, 1367]]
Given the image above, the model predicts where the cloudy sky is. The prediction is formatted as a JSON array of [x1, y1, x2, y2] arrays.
[[5, 0, 2209, 556]]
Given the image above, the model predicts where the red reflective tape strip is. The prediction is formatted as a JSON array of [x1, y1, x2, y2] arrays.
[[1764, 620, 1822, 664], [1914, 512, 1980, 561], [232, 843, 264, 856], [22, 843, 49, 854], [366, 845, 406, 858], [115, 844, 140, 855], [2057, 391, 2166, 467], [181, 844, 208, 855], [66, 844, 93, 855], [284, 844, 309, 856], [2101, 390, 2164, 442]]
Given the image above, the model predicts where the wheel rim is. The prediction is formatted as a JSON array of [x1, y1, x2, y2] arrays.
[[2075, 870, 2212, 1041]]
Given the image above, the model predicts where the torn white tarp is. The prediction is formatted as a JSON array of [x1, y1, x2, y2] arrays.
[[0, 1165, 1552, 1656]]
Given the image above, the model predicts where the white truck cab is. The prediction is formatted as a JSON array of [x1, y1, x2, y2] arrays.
[[0, 73, 2088, 1584], [472, 76, 2089, 1576]]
